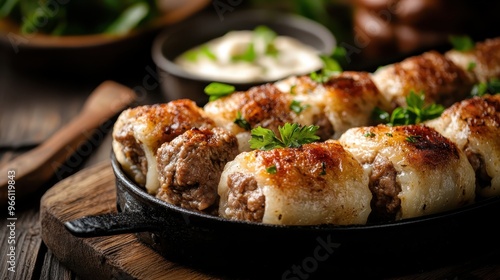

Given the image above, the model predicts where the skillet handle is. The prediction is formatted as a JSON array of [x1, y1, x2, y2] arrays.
[[64, 211, 163, 237]]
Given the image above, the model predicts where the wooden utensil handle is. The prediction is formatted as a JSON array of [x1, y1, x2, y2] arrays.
[[0, 81, 136, 205]]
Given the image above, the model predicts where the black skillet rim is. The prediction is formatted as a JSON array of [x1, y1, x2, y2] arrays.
[[111, 150, 500, 232]]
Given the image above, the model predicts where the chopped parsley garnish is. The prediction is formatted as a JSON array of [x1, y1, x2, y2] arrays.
[[320, 162, 327, 175], [467, 62, 477, 72], [254, 25, 278, 57], [372, 90, 444, 126], [405, 135, 421, 143], [234, 111, 251, 130], [232, 43, 256, 62], [266, 165, 277, 174], [232, 25, 278, 62], [249, 123, 320, 150], [331, 46, 348, 65], [471, 82, 489, 97], [290, 100, 309, 114], [364, 132, 376, 138], [449, 35, 475, 51], [310, 54, 343, 83], [183, 45, 217, 62], [471, 79, 500, 97], [204, 82, 235, 101], [309, 46, 346, 83], [385, 133, 393, 137]]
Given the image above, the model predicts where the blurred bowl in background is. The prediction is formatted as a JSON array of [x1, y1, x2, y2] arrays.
[[152, 9, 336, 105], [0, 0, 210, 78]]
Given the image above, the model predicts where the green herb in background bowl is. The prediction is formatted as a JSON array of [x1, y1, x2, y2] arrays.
[[1, 0, 160, 36]]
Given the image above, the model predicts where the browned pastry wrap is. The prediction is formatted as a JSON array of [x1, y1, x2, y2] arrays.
[[218, 141, 372, 225], [372, 50, 474, 110], [339, 124, 475, 222], [426, 94, 500, 198], [112, 99, 215, 194]]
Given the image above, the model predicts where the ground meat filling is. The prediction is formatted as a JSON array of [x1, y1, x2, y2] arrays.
[[115, 134, 148, 186], [156, 128, 239, 215], [313, 112, 335, 141], [166, 186, 220, 216], [465, 147, 492, 195], [368, 155, 402, 223], [225, 172, 265, 222]]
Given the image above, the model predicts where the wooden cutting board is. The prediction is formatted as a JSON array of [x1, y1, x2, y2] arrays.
[[40, 160, 500, 280], [40, 160, 222, 280]]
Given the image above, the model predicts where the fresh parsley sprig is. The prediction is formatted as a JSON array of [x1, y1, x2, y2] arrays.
[[254, 25, 278, 57], [249, 123, 320, 150], [310, 55, 343, 83], [232, 25, 278, 62], [289, 100, 309, 114], [471, 79, 500, 97], [310, 46, 345, 83], [234, 111, 251, 130], [183, 45, 217, 62], [373, 91, 444, 126], [232, 43, 256, 62], [204, 82, 235, 101], [449, 35, 475, 51]]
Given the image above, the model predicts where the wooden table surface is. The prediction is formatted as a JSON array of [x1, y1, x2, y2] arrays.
[[2, 18, 500, 280], [0, 34, 165, 279]]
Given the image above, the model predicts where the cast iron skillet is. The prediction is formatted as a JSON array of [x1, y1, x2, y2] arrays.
[[65, 152, 500, 279]]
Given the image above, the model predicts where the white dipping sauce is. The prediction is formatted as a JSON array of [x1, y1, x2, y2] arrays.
[[174, 30, 323, 83]]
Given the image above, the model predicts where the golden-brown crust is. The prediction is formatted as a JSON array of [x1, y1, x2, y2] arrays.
[[145, 100, 216, 147], [288, 75, 318, 94], [339, 124, 476, 220], [324, 71, 387, 121], [218, 140, 372, 225], [237, 84, 295, 131], [324, 71, 379, 99], [446, 95, 500, 134], [278, 71, 385, 138], [426, 94, 500, 197], [399, 125, 461, 167], [204, 82, 334, 151], [255, 141, 361, 192], [116, 36, 500, 223], [373, 51, 474, 109], [114, 99, 215, 150], [395, 51, 472, 104], [112, 99, 216, 193], [359, 124, 460, 168], [474, 37, 500, 81], [204, 84, 296, 135]]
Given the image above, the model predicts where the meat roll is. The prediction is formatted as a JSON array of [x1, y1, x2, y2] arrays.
[[445, 37, 500, 83], [275, 71, 388, 139], [426, 94, 500, 198], [372, 50, 474, 110], [156, 127, 239, 214], [112, 100, 215, 194], [218, 141, 372, 225], [203, 84, 330, 151], [338, 124, 475, 222]]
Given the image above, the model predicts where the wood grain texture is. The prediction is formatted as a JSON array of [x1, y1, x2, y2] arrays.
[[0, 80, 137, 206], [0, 207, 44, 280], [40, 250, 75, 280], [38, 161, 500, 280], [40, 161, 222, 280]]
